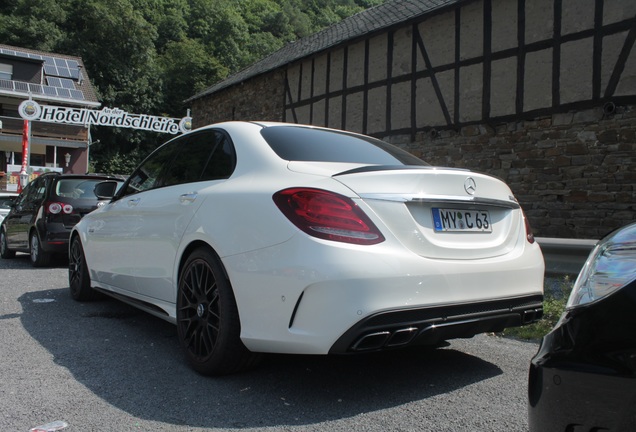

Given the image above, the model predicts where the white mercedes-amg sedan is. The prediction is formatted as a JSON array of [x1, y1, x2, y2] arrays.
[[69, 121, 544, 375]]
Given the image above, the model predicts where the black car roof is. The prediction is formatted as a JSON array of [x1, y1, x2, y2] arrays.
[[39, 172, 125, 181]]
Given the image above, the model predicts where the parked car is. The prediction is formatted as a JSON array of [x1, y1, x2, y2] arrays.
[[69, 121, 545, 375], [0, 172, 125, 267], [0, 192, 18, 223], [528, 221, 636, 431]]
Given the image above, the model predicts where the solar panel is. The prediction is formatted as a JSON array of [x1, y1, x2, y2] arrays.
[[2, 49, 83, 81], [14, 81, 29, 92], [47, 77, 62, 87], [44, 64, 58, 75], [29, 83, 44, 94], [57, 67, 71, 78], [0, 49, 86, 100], [60, 78, 76, 89], [43, 86, 58, 96], [69, 68, 80, 80], [69, 89, 85, 100]]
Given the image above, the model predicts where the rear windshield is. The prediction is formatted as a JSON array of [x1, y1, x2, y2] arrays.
[[261, 126, 429, 166], [55, 178, 119, 199]]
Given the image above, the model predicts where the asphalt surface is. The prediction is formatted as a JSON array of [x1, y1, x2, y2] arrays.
[[0, 253, 540, 432]]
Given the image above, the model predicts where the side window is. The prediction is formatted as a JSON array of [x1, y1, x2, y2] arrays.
[[161, 129, 236, 187], [15, 183, 33, 207], [201, 133, 236, 181], [118, 129, 237, 197], [121, 139, 181, 196], [25, 177, 46, 205], [161, 131, 216, 187], [33, 180, 47, 202]]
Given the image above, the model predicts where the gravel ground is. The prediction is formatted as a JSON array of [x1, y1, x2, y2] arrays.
[[1, 254, 539, 432]]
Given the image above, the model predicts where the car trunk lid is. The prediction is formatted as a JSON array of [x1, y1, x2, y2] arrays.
[[328, 165, 524, 260]]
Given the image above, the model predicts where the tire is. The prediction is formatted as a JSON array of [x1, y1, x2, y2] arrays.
[[177, 247, 260, 376], [69, 235, 99, 301], [0, 230, 15, 259], [29, 231, 50, 267]]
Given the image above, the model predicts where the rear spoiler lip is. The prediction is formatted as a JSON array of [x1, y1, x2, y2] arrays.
[[332, 165, 470, 177]]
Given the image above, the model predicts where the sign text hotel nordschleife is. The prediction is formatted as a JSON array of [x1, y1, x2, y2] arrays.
[[18, 100, 192, 134]]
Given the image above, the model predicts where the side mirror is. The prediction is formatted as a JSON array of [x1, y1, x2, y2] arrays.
[[93, 181, 119, 200]]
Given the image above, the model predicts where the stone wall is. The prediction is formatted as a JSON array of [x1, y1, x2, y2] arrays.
[[192, 70, 286, 127], [390, 105, 636, 239]]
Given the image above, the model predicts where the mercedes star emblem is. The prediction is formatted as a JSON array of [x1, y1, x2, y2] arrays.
[[464, 177, 477, 195]]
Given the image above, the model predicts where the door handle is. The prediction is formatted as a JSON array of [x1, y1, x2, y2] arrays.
[[179, 193, 198, 204]]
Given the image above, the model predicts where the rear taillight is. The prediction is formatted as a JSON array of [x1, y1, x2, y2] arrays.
[[46, 202, 74, 215], [523, 210, 535, 244], [273, 188, 385, 245]]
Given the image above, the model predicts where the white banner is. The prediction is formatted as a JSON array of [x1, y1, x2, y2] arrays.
[[18, 100, 192, 134]]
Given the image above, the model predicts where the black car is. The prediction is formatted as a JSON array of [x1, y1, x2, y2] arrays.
[[528, 222, 636, 432], [0, 172, 124, 267]]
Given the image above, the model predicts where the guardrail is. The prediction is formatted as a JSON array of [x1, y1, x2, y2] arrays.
[[536, 237, 598, 276]]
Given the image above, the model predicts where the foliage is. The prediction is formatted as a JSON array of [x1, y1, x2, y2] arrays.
[[501, 275, 574, 340], [159, 39, 228, 115], [0, 0, 384, 167], [0, 0, 69, 51], [90, 145, 148, 176]]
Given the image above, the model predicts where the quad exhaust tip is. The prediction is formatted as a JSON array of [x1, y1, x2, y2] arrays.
[[351, 327, 419, 351], [349, 307, 544, 352]]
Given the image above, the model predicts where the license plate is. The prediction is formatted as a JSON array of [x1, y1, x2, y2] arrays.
[[432, 208, 492, 232]]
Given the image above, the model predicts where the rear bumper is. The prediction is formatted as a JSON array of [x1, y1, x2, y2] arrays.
[[225, 233, 545, 355], [38, 222, 71, 253], [330, 294, 543, 353]]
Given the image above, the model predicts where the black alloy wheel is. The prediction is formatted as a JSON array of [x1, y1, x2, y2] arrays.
[[177, 247, 259, 375], [69, 235, 99, 301], [0, 230, 15, 259], [29, 231, 50, 267]]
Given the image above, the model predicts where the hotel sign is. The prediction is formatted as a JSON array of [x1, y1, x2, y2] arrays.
[[18, 100, 192, 134]]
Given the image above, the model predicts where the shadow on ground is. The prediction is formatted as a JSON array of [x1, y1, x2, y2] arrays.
[[18, 287, 502, 428]]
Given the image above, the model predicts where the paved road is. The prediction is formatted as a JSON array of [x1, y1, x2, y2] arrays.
[[0, 253, 539, 431]]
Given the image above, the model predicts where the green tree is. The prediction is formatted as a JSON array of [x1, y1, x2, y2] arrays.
[[62, 0, 161, 113], [60, 0, 164, 159], [0, 0, 69, 51], [159, 39, 228, 115], [90, 143, 147, 176], [187, 0, 252, 73], [130, 0, 191, 52]]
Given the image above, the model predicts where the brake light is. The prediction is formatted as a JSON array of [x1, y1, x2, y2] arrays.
[[273, 188, 385, 245], [46, 202, 74, 215]]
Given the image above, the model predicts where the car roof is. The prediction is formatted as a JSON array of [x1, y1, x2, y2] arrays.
[[43, 173, 125, 181]]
